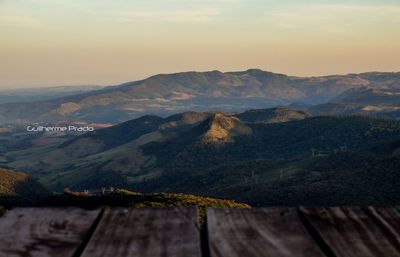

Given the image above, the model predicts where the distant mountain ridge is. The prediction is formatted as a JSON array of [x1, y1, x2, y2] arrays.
[[309, 87, 400, 118], [332, 87, 400, 105], [1, 69, 399, 124], [0, 85, 103, 104]]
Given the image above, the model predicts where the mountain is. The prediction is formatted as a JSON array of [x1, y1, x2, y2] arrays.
[[200, 113, 252, 143], [333, 87, 400, 105], [309, 87, 400, 118], [1, 70, 399, 124], [3, 108, 400, 208], [0, 168, 50, 205]]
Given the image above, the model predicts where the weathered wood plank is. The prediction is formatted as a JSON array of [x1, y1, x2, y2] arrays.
[[300, 207, 400, 257], [207, 208, 325, 257], [0, 208, 101, 257], [81, 207, 201, 257]]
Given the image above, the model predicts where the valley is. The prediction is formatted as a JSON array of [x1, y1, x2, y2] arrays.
[[1, 107, 400, 206], [1, 69, 400, 207]]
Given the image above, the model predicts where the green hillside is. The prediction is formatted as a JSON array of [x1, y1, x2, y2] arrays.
[[234, 107, 311, 123], [140, 115, 400, 177], [3, 108, 400, 207], [0, 168, 50, 205], [142, 141, 400, 206]]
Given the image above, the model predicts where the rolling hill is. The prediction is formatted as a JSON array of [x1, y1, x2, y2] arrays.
[[41, 189, 250, 220], [234, 107, 311, 123], [2, 107, 400, 208], [0, 169, 250, 212], [1, 70, 399, 124], [146, 141, 400, 206], [38, 189, 250, 223], [309, 87, 400, 118], [0, 168, 50, 205]]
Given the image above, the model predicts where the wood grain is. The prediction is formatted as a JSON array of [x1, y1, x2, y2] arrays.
[[207, 208, 325, 257], [81, 207, 201, 257], [0, 208, 101, 257], [300, 207, 400, 257]]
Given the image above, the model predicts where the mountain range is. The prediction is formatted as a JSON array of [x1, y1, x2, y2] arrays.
[[1, 69, 400, 207], [1, 69, 399, 124], [2, 107, 400, 206], [309, 87, 400, 118]]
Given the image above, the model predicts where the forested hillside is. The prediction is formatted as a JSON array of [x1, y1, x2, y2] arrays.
[[0, 168, 50, 205], [2, 108, 400, 206]]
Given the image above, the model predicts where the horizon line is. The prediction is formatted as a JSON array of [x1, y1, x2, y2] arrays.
[[2, 68, 400, 90]]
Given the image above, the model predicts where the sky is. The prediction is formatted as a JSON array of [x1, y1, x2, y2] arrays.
[[0, 0, 399, 88]]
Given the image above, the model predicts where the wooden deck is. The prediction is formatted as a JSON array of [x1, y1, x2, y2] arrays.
[[0, 207, 399, 257]]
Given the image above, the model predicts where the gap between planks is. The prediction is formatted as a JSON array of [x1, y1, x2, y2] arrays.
[[206, 207, 400, 257], [1, 207, 400, 257], [0, 206, 204, 257], [79, 207, 202, 257], [299, 207, 400, 257]]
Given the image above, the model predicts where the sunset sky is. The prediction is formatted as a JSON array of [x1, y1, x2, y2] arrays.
[[1, 0, 399, 88]]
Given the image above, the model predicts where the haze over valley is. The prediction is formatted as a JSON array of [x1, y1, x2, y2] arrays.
[[1, 70, 400, 126]]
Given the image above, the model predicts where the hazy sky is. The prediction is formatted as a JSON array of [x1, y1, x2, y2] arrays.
[[1, 0, 399, 88]]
